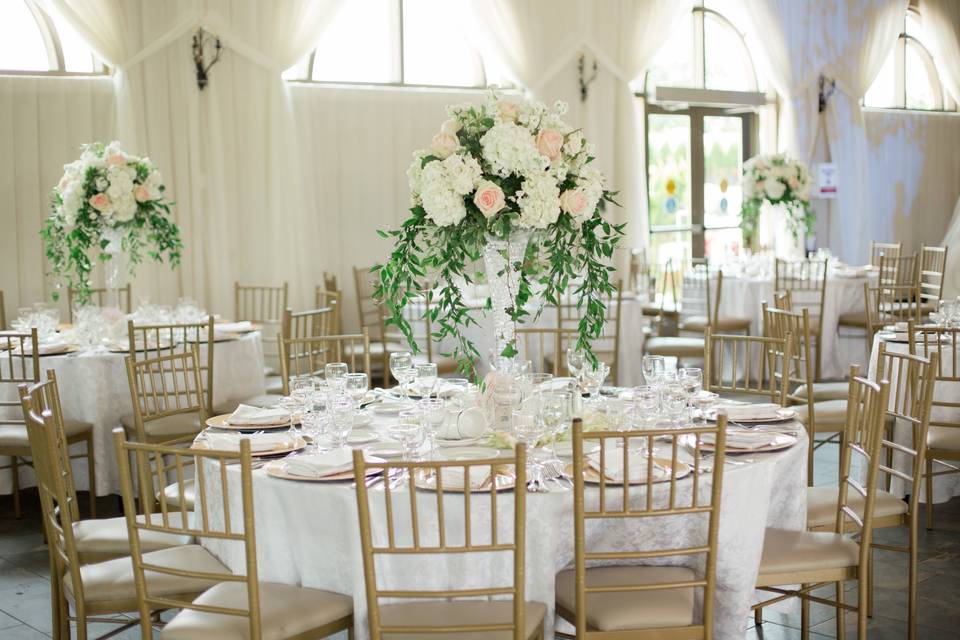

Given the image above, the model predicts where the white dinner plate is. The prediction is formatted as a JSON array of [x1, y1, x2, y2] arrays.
[[707, 408, 797, 424], [353, 411, 373, 427], [347, 429, 378, 445], [438, 446, 500, 461], [436, 436, 482, 447], [364, 442, 404, 458], [372, 400, 415, 416]]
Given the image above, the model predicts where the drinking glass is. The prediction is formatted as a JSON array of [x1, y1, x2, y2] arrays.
[[631, 385, 660, 428], [660, 383, 689, 426], [418, 398, 446, 458], [344, 372, 368, 417], [678, 368, 703, 410], [693, 391, 719, 425], [413, 362, 438, 398], [566, 347, 586, 379], [300, 411, 327, 452], [389, 412, 426, 483], [539, 391, 571, 462], [440, 378, 470, 405], [326, 394, 355, 448], [642, 355, 666, 386], [325, 362, 349, 391], [289, 375, 316, 414], [519, 372, 554, 405], [390, 352, 414, 398], [582, 362, 610, 403]]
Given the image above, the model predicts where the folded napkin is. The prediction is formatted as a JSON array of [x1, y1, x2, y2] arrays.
[[203, 432, 293, 453], [15, 339, 71, 355], [716, 403, 782, 421], [586, 450, 666, 482], [703, 427, 794, 450], [215, 321, 254, 333], [225, 404, 292, 426], [437, 407, 486, 440], [283, 448, 354, 478], [438, 465, 496, 490]]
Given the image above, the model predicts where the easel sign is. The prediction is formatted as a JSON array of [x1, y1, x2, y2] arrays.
[[816, 163, 838, 199]]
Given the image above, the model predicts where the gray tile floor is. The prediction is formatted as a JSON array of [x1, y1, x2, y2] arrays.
[[0, 447, 958, 639]]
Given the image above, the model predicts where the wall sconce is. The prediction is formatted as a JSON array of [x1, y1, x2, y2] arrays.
[[192, 27, 222, 91], [578, 52, 598, 102]]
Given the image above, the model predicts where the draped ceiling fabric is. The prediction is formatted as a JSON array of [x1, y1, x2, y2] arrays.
[[44, 0, 346, 312]]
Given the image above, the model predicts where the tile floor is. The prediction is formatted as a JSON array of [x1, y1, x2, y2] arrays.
[[0, 446, 957, 639]]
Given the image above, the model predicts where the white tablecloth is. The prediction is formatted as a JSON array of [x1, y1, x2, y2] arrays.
[[201, 418, 806, 640], [715, 273, 873, 380], [0, 332, 266, 496], [868, 333, 960, 503]]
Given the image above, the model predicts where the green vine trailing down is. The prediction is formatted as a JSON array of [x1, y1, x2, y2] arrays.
[[374, 94, 625, 380], [740, 152, 814, 247], [41, 141, 183, 305]]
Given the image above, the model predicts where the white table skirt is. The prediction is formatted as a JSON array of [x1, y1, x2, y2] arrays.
[[0, 331, 266, 496], [201, 423, 806, 639], [868, 334, 960, 504]]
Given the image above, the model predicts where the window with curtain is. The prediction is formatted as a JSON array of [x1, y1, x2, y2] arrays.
[[0, 0, 105, 74], [283, 0, 504, 88], [864, 7, 957, 111]]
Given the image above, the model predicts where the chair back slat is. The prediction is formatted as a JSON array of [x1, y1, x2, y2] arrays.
[[918, 245, 948, 308], [0, 290, 6, 331], [280, 330, 372, 382], [774, 258, 827, 337], [67, 283, 132, 322], [870, 241, 902, 267], [703, 330, 791, 405], [128, 317, 215, 413], [878, 252, 918, 290], [1, 329, 40, 425], [314, 287, 343, 334], [234, 282, 288, 324], [570, 417, 726, 637], [353, 446, 528, 639], [557, 281, 623, 385], [909, 325, 960, 433], [125, 348, 207, 444], [679, 259, 712, 324], [515, 327, 578, 376]]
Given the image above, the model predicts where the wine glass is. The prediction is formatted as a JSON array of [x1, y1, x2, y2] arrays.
[[678, 368, 703, 411], [390, 352, 414, 398], [345, 372, 368, 418], [519, 372, 554, 405], [582, 361, 610, 404], [413, 362, 438, 398], [693, 391, 719, 425], [566, 347, 586, 379], [417, 398, 446, 458], [660, 382, 689, 427], [326, 393, 355, 448], [642, 355, 666, 386], [325, 362, 348, 392], [289, 375, 316, 415], [540, 391, 571, 464], [631, 385, 660, 428], [300, 411, 327, 452], [389, 412, 426, 483]]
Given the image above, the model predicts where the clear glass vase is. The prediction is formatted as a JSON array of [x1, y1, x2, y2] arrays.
[[482, 229, 532, 359], [101, 226, 124, 309]]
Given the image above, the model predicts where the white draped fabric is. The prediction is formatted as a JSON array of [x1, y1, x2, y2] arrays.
[[941, 197, 960, 299], [921, 0, 960, 104]]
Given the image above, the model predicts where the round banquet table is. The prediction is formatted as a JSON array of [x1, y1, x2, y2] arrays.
[[200, 419, 807, 640], [714, 271, 873, 380], [414, 294, 650, 386], [868, 333, 960, 503], [0, 331, 266, 496]]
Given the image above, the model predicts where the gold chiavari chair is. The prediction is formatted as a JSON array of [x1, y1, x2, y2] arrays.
[[279, 330, 373, 383], [352, 444, 545, 639], [775, 257, 828, 380], [878, 252, 918, 290], [67, 284, 133, 322], [554, 417, 726, 639], [678, 260, 751, 334], [870, 241, 902, 267], [1, 328, 95, 518], [235, 281, 288, 377], [642, 261, 703, 361], [863, 283, 922, 349], [556, 281, 623, 384], [752, 375, 890, 640], [126, 316, 215, 414], [909, 324, 960, 530], [702, 330, 791, 406], [315, 286, 343, 334], [355, 265, 405, 386], [114, 431, 355, 639], [516, 327, 579, 375], [771, 292, 848, 402], [807, 350, 936, 640], [323, 270, 338, 292], [383, 290, 459, 378], [917, 244, 947, 314], [627, 248, 651, 297], [123, 347, 207, 447]]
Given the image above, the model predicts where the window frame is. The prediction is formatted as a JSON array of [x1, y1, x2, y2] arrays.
[[0, 0, 107, 76], [287, 0, 493, 90]]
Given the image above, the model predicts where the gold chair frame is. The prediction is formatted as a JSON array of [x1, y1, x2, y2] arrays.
[[702, 330, 791, 406], [862, 283, 922, 349], [918, 245, 947, 312], [67, 284, 132, 322], [870, 241, 901, 267], [0, 289, 6, 330], [124, 347, 208, 446], [557, 281, 623, 385], [515, 327, 579, 376], [774, 258, 828, 380], [279, 330, 373, 382], [314, 287, 343, 334]]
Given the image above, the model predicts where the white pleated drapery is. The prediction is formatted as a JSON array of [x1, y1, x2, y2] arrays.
[[921, 0, 960, 104]]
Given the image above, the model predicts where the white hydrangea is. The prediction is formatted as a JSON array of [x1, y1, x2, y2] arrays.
[[114, 195, 137, 222], [442, 154, 482, 195], [576, 168, 605, 220], [406, 149, 430, 205], [420, 161, 467, 226], [480, 122, 546, 177], [517, 172, 561, 229]]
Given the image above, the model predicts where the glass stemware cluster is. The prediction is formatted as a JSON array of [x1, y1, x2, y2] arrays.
[[930, 298, 960, 327], [13, 303, 60, 340], [627, 356, 716, 428], [283, 362, 369, 451]]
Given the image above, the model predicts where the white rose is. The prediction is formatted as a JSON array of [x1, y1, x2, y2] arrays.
[[442, 154, 482, 195], [107, 184, 123, 200], [95, 177, 108, 191], [764, 179, 786, 200], [440, 118, 461, 135], [430, 132, 460, 159]]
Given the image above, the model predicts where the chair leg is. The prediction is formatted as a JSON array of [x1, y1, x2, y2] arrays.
[[908, 532, 918, 640], [925, 458, 934, 530], [11, 455, 21, 518], [836, 581, 846, 640], [801, 584, 810, 639], [857, 570, 868, 640], [754, 607, 763, 626], [85, 435, 96, 518], [867, 546, 875, 617]]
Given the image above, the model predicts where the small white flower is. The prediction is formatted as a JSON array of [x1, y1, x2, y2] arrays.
[[517, 172, 561, 229], [480, 122, 546, 177]]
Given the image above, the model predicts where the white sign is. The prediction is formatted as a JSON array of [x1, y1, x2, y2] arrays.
[[816, 163, 838, 199]]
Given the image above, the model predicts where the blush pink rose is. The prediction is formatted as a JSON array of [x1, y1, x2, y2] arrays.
[[536, 128, 563, 161], [497, 100, 520, 122], [134, 185, 152, 202], [473, 180, 506, 218], [88, 193, 110, 212], [106, 153, 126, 167], [787, 177, 799, 190], [430, 131, 460, 159], [559, 189, 589, 218]]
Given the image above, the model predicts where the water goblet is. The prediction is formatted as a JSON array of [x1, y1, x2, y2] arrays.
[[642, 355, 666, 386], [325, 362, 349, 392], [289, 375, 315, 415], [566, 347, 586, 380], [692, 391, 720, 425], [539, 391, 571, 463], [345, 372, 368, 417], [660, 383, 689, 427], [512, 407, 543, 479], [582, 361, 610, 404], [326, 394, 355, 449], [300, 411, 327, 452], [413, 362, 438, 398], [417, 398, 446, 458], [678, 368, 703, 410], [390, 352, 414, 398], [631, 385, 660, 428], [389, 413, 426, 483]]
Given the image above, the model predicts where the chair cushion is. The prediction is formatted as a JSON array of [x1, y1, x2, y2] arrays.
[[122, 412, 203, 439], [682, 315, 752, 332], [758, 528, 860, 576], [159, 479, 196, 511], [837, 312, 867, 327], [161, 581, 353, 640], [264, 375, 284, 394], [928, 426, 960, 452], [239, 394, 282, 409], [644, 337, 704, 358], [555, 566, 695, 631], [0, 419, 91, 448], [793, 381, 849, 402], [74, 513, 193, 564], [374, 600, 546, 640], [806, 486, 908, 529], [794, 399, 847, 428], [65, 544, 230, 612]]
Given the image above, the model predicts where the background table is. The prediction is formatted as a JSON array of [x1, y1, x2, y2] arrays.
[[0, 331, 266, 496], [868, 333, 960, 504], [201, 419, 807, 640]]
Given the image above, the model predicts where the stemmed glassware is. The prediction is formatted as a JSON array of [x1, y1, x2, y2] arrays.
[[324, 362, 348, 392], [389, 352, 415, 399], [344, 372, 368, 420], [417, 398, 446, 458], [678, 368, 703, 414], [630, 385, 660, 429], [389, 410, 426, 484], [289, 375, 316, 416], [660, 382, 689, 427], [582, 361, 610, 404], [539, 391, 571, 465], [413, 363, 438, 398], [642, 354, 666, 386], [326, 393, 355, 448], [693, 391, 719, 425]]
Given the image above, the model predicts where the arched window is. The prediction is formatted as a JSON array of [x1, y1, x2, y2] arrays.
[[642, 1, 763, 265], [0, 0, 105, 74], [864, 7, 956, 111], [284, 0, 499, 88]]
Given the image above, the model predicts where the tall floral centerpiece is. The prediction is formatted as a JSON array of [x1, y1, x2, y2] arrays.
[[374, 95, 624, 378], [42, 141, 182, 305], [740, 153, 813, 250]]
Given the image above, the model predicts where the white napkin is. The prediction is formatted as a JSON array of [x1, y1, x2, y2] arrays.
[[586, 450, 665, 483], [203, 432, 293, 453], [283, 448, 355, 478], [225, 404, 292, 426], [438, 465, 495, 490], [437, 407, 486, 440], [216, 321, 254, 333], [703, 428, 793, 450], [15, 339, 71, 355], [717, 403, 782, 421]]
